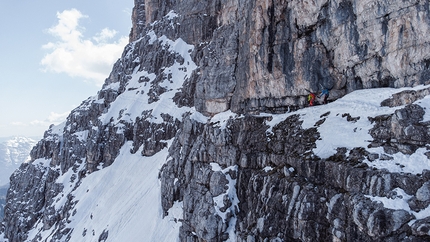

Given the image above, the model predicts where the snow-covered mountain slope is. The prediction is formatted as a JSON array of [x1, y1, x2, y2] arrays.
[[2, 1, 430, 241], [0, 137, 37, 186], [1, 15, 201, 241], [24, 143, 182, 241], [2, 80, 430, 241]]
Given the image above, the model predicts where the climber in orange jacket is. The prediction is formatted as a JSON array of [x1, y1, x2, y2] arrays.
[[307, 92, 316, 106]]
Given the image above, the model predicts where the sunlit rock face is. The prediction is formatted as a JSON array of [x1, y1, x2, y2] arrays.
[[139, 0, 430, 115], [2, 0, 430, 242]]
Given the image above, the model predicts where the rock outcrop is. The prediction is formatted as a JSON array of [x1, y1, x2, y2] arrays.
[[160, 101, 430, 241], [1, 0, 430, 241], [0, 185, 7, 222]]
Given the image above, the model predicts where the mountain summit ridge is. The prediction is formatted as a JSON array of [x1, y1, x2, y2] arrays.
[[1, 0, 430, 241]]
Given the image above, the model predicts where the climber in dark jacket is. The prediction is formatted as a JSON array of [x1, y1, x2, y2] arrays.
[[318, 88, 329, 104]]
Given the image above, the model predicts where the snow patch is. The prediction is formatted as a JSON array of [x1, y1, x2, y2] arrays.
[[364, 147, 430, 175], [48, 121, 66, 138], [147, 30, 158, 45], [263, 166, 273, 172], [210, 110, 241, 129], [103, 82, 120, 92], [73, 130, 89, 142], [416, 95, 430, 122], [94, 98, 105, 104], [34, 158, 50, 166], [365, 188, 430, 221], [210, 163, 239, 241], [165, 10, 178, 20], [189, 109, 208, 123]]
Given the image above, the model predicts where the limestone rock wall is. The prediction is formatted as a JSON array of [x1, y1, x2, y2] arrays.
[[148, 0, 430, 114], [130, 0, 430, 115], [161, 104, 430, 241]]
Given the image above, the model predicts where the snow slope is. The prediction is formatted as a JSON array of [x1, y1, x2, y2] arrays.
[[25, 142, 182, 242], [265, 85, 430, 175], [1, 26, 199, 242]]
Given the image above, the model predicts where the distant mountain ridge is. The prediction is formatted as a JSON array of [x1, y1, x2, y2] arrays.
[[0, 137, 37, 186]]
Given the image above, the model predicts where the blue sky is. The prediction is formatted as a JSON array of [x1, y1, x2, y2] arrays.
[[0, 0, 133, 138]]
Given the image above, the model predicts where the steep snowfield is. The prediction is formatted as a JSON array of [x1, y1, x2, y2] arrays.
[[98, 34, 198, 127], [17, 32, 196, 242], [25, 142, 182, 242]]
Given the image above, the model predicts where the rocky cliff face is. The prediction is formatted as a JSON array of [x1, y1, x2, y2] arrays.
[[161, 93, 430, 241], [137, 0, 430, 115], [1, 0, 430, 241], [0, 185, 7, 222]]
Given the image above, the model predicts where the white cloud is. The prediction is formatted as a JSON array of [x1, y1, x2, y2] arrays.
[[28, 120, 48, 126], [93, 28, 118, 43], [11, 122, 26, 127], [47, 111, 69, 124], [32, 111, 69, 126], [41, 9, 128, 86], [11, 111, 69, 128]]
